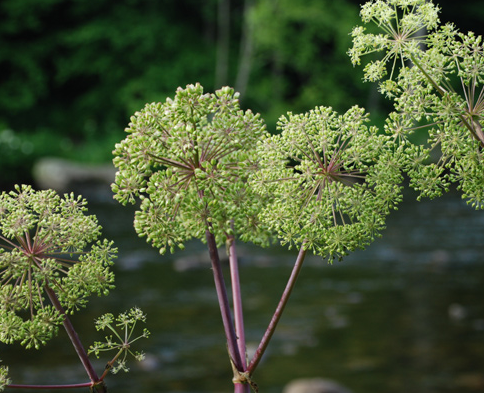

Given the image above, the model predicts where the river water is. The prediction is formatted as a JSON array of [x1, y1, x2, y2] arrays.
[[2, 187, 484, 393]]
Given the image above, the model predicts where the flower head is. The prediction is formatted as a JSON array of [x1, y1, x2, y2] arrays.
[[350, 1, 484, 207], [0, 185, 116, 348], [89, 307, 150, 374], [349, 0, 440, 82], [255, 106, 402, 260], [0, 361, 10, 392], [112, 83, 271, 252]]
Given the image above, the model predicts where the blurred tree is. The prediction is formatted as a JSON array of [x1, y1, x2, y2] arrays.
[[0, 0, 220, 185], [0, 0, 219, 134], [0, 0, 480, 187], [437, 0, 484, 33], [239, 0, 368, 128], [215, 0, 230, 87]]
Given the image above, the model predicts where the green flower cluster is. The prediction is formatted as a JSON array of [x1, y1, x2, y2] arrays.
[[114, 84, 404, 261], [0, 185, 116, 349], [349, 0, 440, 82], [112, 83, 271, 252], [89, 307, 150, 374], [349, 0, 484, 208], [254, 106, 402, 260], [0, 361, 9, 392]]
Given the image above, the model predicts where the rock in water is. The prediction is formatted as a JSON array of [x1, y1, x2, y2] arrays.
[[33, 157, 116, 192], [283, 378, 352, 393]]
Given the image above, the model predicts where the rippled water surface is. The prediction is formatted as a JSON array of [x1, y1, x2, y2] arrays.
[[3, 189, 484, 393]]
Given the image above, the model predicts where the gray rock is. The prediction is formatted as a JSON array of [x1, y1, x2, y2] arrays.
[[173, 247, 227, 272], [283, 378, 352, 393], [32, 157, 116, 192]]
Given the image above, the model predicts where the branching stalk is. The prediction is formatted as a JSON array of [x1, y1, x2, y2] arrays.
[[227, 235, 247, 369], [43, 285, 106, 393], [6, 382, 94, 390], [204, 229, 244, 372], [234, 383, 251, 393], [227, 234, 250, 393], [409, 54, 484, 148], [248, 244, 307, 374]]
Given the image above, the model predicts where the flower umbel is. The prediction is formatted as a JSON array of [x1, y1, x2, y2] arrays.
[[349, 0, 440, 82], [255, 106, 402, 260], [112, 83, 271, 252], [350, 0, 484, 208], [0, 185, 116, 349], [89, 307, 150, 375], [0, 361, 10, 392]]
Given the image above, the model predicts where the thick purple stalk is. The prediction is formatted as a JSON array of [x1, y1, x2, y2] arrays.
[[228, 236, 250, 393], [44, 285, 106, 393], [7, 383, 93, 390], [227, 236, 247, 369], [204, 229, 244, 372], [248, 245, 307, 373], [234, 382, 251, 393]]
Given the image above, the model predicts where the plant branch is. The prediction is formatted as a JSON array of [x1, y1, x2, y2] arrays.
[[97, 349, 123, 382], [227, 233, 247, 370], [205, 229, 244, 372], [44, 285, 106, 393], [6, 382, 94, 390], [247, 244, 307, 374], [234, 383, 251, 393], [409, 54, 484, 148], [227, 233, 250, 393]]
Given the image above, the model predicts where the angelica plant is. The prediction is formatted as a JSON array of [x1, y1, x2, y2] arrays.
[[113, 84, 403, 392], [349, 0, 484, 207], [113, 83, 271, 391], [0, 185, 125, 393], [0, 185, 116, 348], [1, 2, 480, 392]]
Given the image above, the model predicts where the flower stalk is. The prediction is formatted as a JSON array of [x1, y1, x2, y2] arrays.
[[408, 53, 484, 148], [227, 234, 249, 392], [43, 285, 105, 392], [227, 233, 247, 370], [248, 245, 307, 374], [205, 228, 244, 372]]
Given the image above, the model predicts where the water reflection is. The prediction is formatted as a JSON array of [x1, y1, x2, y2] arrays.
[[2, 189, 484, 393]]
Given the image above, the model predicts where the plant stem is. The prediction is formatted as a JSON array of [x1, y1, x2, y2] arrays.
[[205, 229, 244, 372], [247, 244, 307, 374], [234, 382, 251, 393], [7, 383, 93, 390], [227, 235, 247, 369], [410, 54, 484, 148], [228, 235, 250, 393], [44, 285, 106, 393], [98, 349, 124, 382]]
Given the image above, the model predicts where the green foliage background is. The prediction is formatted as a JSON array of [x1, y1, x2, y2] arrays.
[[0, 0, 481, 187]]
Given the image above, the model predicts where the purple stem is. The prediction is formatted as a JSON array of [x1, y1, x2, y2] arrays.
[[247, 245, 307, 374], [228, 236, 250, 393], [234, 382, 251, 393], [7, 383, 93, 390], [227, 236, 247, 369], [204, 229, 244, 372], [44, 285, 106, 393]]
